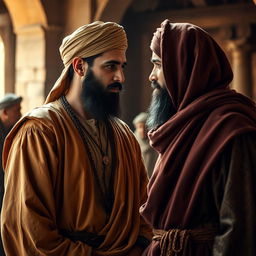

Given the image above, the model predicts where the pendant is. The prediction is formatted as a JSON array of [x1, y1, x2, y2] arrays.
[[102, 155, 110, 166]]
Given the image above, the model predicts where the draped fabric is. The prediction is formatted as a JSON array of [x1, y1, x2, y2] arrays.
[[140, 20, 256, 255], [1, 100, 152, 256], [150, 20, 234, 111], [45, 21, 128, 104]]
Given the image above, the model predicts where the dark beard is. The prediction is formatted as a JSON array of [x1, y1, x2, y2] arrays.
[[81, 69, 122, 121], [147, 82, 176, 130]]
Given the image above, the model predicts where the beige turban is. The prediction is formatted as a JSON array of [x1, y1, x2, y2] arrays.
[[45, 21, 128, 103]]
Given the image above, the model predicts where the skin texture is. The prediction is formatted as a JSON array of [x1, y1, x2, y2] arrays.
[[89, 49, 127, 89], [149, 52, 166, 89]]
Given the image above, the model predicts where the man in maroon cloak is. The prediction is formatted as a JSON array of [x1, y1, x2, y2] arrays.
[[140, 20, 256, 256]]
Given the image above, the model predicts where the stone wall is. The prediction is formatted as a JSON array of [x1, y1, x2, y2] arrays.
[[15, 25, 45, 112]]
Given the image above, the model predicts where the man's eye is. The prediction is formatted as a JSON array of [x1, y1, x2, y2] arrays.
[[105, 64, 116, 71]]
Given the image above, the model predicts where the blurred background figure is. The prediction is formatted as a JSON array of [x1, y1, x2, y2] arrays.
[[0, 93, 22, 139], [0, 93, 22, 256], [133, 112, 158, 178]]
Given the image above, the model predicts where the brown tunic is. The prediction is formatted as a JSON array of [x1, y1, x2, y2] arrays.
[[1, 99, 152, 256]]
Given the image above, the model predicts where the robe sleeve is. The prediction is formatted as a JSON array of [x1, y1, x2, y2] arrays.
[[1, 120, 92, 256], [213, 132, 256, 256]]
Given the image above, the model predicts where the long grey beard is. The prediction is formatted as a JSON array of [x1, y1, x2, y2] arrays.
[[147, 87, 175, 130]]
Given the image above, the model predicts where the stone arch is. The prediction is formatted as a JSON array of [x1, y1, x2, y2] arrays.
[[2, 0, 48, 112], [1, 0, 63, 113], [3, 0, 47, 32]]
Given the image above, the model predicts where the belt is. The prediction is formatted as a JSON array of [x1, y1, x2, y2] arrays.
[[60, 229, 105, 248], [153, 226, 218, 256]]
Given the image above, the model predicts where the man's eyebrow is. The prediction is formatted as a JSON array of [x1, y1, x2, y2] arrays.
[[103, 60, 127, 67]]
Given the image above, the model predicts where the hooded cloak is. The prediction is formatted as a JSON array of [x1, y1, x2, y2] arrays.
[[140, 20, 256, 254]]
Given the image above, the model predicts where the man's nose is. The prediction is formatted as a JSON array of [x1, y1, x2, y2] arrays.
[[149, 69, 157, 82], [113, 68, 125, 83]]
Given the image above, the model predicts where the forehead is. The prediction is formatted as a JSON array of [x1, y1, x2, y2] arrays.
[[95, 49, 127, 64], [151, 52, 161, 62]]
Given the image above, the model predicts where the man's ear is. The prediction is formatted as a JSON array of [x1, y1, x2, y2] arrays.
[[72, 57, 88, 77]]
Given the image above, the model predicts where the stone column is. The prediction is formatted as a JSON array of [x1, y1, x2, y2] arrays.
[[15, 24, 46, 113], [15, 24, 63, 113], [227, 39, 252, 98]]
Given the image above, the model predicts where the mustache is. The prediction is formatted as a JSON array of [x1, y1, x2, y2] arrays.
[[107, 82, 123, 91], [151, 81, 161, 90]]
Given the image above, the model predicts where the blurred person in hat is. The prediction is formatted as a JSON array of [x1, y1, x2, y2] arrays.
[[0, 93, 22, 135], [133, 112, 158, 178], [0, 92, 22, 256], [1, 21, 152, 256]]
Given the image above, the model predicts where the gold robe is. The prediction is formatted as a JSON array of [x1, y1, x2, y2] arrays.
[[1, 99, 152, 256]]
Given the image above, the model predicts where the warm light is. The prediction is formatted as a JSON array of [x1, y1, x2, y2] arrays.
[[0, 37, 4, 99]]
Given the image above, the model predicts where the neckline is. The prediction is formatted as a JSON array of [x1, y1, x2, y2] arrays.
[[60, 95, 116, 216]]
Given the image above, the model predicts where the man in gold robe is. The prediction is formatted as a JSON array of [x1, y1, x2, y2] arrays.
[[1, 21, 152, 256]]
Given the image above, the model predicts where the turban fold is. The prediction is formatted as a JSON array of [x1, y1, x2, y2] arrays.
[[45, 21, 128, 103]]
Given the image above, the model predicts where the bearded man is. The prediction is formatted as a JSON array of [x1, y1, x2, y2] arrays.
[[1, 21, 152, 256], [140, 20, 256, 256]]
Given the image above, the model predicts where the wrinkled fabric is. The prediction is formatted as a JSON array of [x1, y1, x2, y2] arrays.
[[1, 100, 152, 256], [45, 21, 128, 104], [212, 134, 256, 256], [140, 20, 256, 255]]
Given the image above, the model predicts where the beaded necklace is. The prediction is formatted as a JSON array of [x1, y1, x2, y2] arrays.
[[60, 96, 116, 216]]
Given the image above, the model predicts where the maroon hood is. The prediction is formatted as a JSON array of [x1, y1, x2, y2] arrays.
[[140, 20, 256, 229]]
